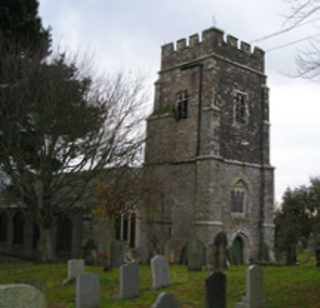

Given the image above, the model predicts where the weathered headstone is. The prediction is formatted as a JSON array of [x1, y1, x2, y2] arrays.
[[152, 292, 179, 308], [151, 255, 171, 289], [205, 272, 226, 308], [235, 265, 266, 308], [111, 240, 124, 268], [186, 233, 204, 271], [68, 259, 84, 280], [0, 284, 45, 308], [214, 232, 228, 271], [118, 263, 140, 299], [76, 273, 100, 308]]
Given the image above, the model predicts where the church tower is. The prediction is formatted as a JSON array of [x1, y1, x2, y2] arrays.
[[143, 27, 275, 264]]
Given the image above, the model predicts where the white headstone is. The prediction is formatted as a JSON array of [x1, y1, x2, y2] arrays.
[[151, 255, 170, 289], [0, 284, 45, 308], [76, 273, 100, 308], [235, 265, 266, 308], [68, 259, 84, 280], [119, 263, 140, 299]]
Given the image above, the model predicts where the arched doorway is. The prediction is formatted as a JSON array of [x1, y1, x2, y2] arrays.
[[232, 237, 243, 265]]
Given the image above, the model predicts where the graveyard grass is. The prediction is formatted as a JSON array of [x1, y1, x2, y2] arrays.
[[0, 259, 319, 307]]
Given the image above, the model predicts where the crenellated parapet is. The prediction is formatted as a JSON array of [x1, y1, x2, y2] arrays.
[[161, 27, 264, 72]]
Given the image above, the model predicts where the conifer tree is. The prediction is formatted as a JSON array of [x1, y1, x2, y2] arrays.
[[0, 0, 50, 54]]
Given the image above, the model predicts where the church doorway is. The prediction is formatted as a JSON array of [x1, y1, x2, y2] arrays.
[[232, 237, 243, 265]]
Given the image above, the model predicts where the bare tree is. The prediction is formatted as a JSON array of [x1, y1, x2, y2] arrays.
[[285, 0, 320, 78], [0, 38, 147, 262]]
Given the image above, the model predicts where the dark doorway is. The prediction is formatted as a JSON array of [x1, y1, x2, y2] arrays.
[[232, 237, 243, 265]]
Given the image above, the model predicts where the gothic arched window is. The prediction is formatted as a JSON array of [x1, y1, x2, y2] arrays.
[[115, 211, 136, 248]]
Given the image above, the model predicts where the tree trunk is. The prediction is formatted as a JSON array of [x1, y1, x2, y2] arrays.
[[38, 225, 53, 262]]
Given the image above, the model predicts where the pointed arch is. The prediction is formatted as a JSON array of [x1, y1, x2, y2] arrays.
[[231, 231, 251, 264], [230, 179, 249, 215]]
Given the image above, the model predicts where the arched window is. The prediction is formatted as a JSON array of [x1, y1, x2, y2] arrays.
[[56, 216, 72, 252], [13, 212, 24, 245], [0, 212, 8, 242], [115, 212, 136, 248], [231, 180, 247, 214]]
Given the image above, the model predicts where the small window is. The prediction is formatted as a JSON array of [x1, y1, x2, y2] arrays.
[[231, 180, 246, 214], [176, 91, 188, 119], [235, 92, 247, 124]]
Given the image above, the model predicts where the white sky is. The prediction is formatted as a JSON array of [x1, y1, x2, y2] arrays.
[[39, 0, 320, 204]]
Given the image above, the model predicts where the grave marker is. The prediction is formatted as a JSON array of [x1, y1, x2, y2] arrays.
[[0, 284, 45, 308], [205, 272, 226, 308], [118, 263, 140, 299], [152, 292, 179, 308], [76, 273, 100, 308], [235, 265, 266, 308], [186, 233, 204, 271], [151, 255, 170, 289], [68, 259, 84, 280]]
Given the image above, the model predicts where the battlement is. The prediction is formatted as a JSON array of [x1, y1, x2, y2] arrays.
[[161, 27, 264, 72]]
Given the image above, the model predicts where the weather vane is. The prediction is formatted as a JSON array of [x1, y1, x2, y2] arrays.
[[212, 15, 217, 26]]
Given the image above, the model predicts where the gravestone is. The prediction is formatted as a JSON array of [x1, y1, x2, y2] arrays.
[[68, 259, 84, 281], [152, 292, 179, 308], [235, 265, 266, 308], [151, 255, 171, 289], [186, 233, 204, 271], [0, 284, 45, 308], [118, 263, 140, 299], [111, 240, 124, 268], [82, 240, 96, 265], [205, 272, 226, 308], [214, 232, 228, 271], [76, 273, 100, 308]]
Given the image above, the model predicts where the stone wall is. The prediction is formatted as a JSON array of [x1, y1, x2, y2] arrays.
[[144, 26, 275, 264]]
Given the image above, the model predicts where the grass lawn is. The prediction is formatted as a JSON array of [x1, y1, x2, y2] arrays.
[[0, 261, 319, 307]]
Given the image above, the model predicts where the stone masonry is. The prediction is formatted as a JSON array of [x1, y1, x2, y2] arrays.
[[143, 27, 275, 264]]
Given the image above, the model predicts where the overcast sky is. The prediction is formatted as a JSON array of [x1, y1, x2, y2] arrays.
[[39, 0, 320, 203]]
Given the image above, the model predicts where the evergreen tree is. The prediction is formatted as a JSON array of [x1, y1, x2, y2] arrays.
[[0, 1, 145, 262], [0, 0, 50, 54]]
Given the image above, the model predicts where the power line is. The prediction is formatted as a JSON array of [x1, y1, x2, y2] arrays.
[[250, 16, 320, 44], [266, 32, 320, 52]]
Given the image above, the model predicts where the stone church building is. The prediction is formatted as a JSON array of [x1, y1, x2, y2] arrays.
[[0, 27, 275, 265], [140, 26, 275, 264]]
